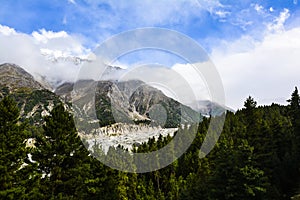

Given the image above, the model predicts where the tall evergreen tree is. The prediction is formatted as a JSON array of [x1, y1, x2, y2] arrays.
[[0, 97, 28, 199], [288, 87, 300, 161], [210, 138, 267, 199], [288, 87, 300, 114], [32, 104, 91, 199], [243, 96, 259, 130], [288, 87, 300, 133]]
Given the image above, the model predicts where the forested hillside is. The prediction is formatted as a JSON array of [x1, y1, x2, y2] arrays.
[[1, 87, 300, 199]]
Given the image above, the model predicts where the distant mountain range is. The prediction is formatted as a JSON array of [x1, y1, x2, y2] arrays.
[[0, 63, 45, 90], [0, 63, 62, 125], [187, 100, 234, 116], [0, 62, 233, 149], [0, 63, 231, 127], [56, 79, 200, 128], [40, 48, 92, 65]]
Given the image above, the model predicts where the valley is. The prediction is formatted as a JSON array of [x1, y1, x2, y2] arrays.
[[0, 63, 206, 152]]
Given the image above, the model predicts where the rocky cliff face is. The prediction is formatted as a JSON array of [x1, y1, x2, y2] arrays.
[[0, 63, 62, 125], [0, 63, 44, 90], [80, 122, 178, 153], [56, 79, 201, 128], [0, 63, 209, 151]]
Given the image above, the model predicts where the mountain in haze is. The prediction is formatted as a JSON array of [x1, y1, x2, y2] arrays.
[[42, 63, 124, 90], [0, 63, 232, 129], [0, 63, 62, 125], [187, 100, 235, 116], [55, 79, 201, 128], [40, 48, 92, 65], [0, 63, 233, 151], [0, 63, 45, 90], [0, 63, 200, 128]]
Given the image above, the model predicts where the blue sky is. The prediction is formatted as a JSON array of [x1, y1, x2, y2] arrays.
[[1, 0, 299, 49], [0, 0, 300, 109]]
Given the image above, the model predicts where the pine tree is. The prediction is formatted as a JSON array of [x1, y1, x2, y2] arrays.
[[288, 87, 300, 114], [210, 138, 267, 199], [243, 96, 259, 129], [288, 87, 300, 161], [32, 104, 91, 199], [288, 87, 300, 133], [0, 97, 28, 199]]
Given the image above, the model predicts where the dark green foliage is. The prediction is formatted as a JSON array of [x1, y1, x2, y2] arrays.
[[0, 96, 29, 199], [96, 94, 117, 127], [32, 104, 92, 199], [288, 87, 300, 152], [288, 87, 300, 115], [0, 86, 62, 125], [0, 85, 10, 97], [2, 87, 300, 199]]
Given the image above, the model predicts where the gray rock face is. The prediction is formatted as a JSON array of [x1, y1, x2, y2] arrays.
[[0, 63, 201, 152], [80, 122, 178, 153], [56, 79, 201, 128], [0, 63, 199, 152], [0, 63, 45, 90], [0, 63, 63, 125]]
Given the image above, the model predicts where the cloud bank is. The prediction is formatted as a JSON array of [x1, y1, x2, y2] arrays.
[[0, 25, 90, 87], [0, 4, 299, 109], [212, 26, 300, 109]]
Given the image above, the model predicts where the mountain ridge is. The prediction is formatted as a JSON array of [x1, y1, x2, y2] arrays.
[[56, 79, 201, 128], [0, 63, 45, 90], [0, 63, 230, 127], [0, 63, 201, 128]]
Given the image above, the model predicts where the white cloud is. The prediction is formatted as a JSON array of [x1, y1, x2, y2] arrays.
[[195, 0, 232, 20], [68, 0, 76, 5], [0, 24, 90, 88], [31, 29, 89, 57], [172, 63, 210, 101], [214, 10, 230, 18], [195, 0, 224, 14], [0, 24, 17, 36], [116, 0, 203, 26], [32, 29, 68, 43], [268, 8, 290, 33], [254, 4, 263, 13], [114, 64, 207, 108], [211, 27, 300, 109], [73, 0, 222, 35]]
